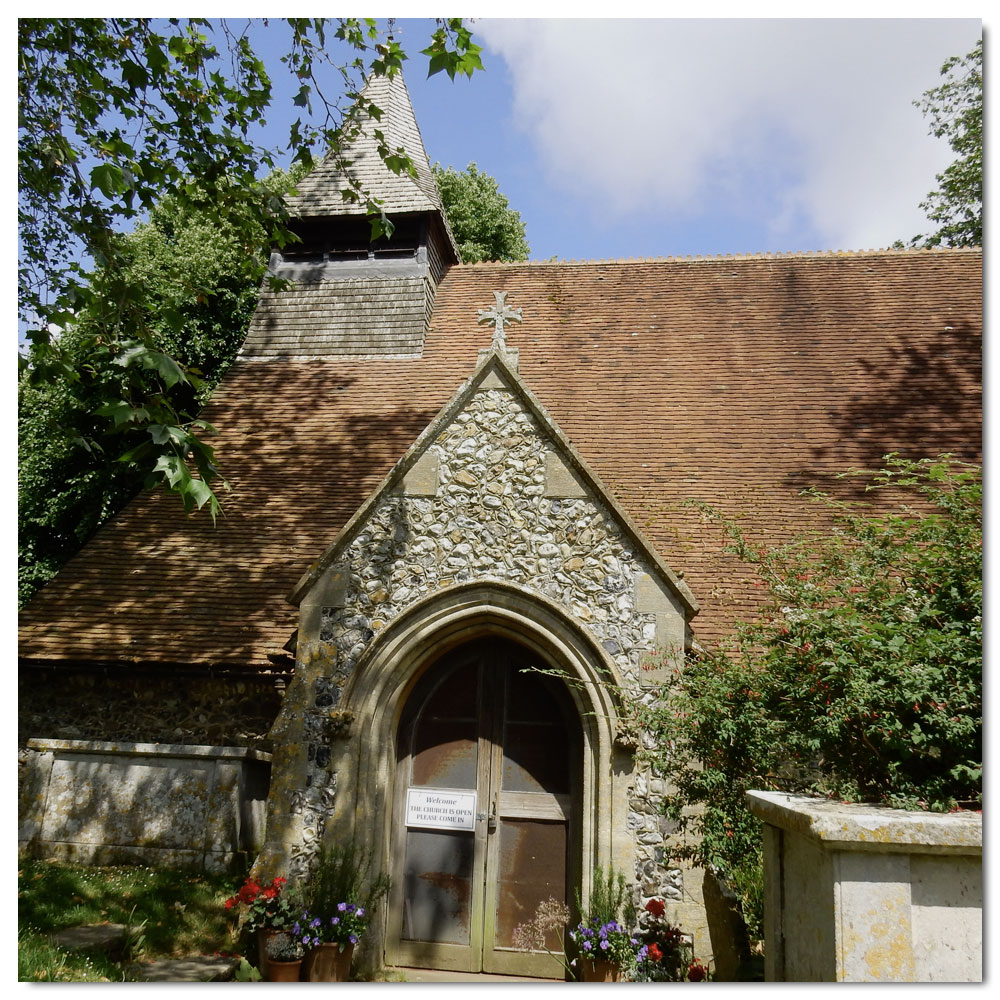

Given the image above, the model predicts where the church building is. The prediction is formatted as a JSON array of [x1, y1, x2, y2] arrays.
[[18, 71, 982, 979]]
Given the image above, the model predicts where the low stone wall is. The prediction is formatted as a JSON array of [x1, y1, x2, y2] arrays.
[[18, 670, 284, 751], [747, 791, 982, 982], [20, 739, 272, 873]]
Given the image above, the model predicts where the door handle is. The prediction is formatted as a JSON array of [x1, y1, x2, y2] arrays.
[[488, 800, 498, 832]]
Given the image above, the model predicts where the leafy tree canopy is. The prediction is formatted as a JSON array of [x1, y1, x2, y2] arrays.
[[432, 162, 530, 262], [909, 39, 982, 248], [637, 455, 982, 936], [18, 17, 483, 519], [18, 166, 304, 606]]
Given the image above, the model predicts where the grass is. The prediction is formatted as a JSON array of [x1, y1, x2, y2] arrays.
[[18, 857, 241, 982]]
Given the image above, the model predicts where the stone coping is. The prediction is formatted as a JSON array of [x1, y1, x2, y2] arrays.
[[26, 737, 272, 763], [746, 791, 981, 855]]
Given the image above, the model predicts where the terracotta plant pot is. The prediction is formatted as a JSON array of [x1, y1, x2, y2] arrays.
[[267, 959, 303, 982], [305, 942, 355, 982], [257, 928, 281, 981], [579, 959, 620, 982]]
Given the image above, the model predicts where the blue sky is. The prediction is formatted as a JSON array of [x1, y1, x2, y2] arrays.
[[13, 15, 983, 349], [13, 15, 984, 304], [404, 17, 982, 260], [243, 15, 981, 261]]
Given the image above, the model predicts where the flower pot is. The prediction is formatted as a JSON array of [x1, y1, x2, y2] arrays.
[[579, 959, 620, 982], [305, 942, 355, 982], [257, 928, 282, 981], [267, 959, 303, 982]]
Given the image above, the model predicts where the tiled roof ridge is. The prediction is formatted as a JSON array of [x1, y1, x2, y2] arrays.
[[455, 246, 983, 267]]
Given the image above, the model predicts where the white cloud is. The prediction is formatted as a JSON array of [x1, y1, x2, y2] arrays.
[[477, 18, 981, 250]]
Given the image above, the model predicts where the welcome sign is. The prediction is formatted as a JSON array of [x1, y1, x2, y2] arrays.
[[406, 788, 477, 831]]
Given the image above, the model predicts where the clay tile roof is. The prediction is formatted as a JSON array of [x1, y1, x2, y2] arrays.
[[18, 249, 981, 672]]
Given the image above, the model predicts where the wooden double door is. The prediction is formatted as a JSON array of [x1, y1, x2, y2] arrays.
[[388, 637, 580, 977]]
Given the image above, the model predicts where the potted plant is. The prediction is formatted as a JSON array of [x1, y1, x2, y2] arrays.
[[224, 875, 297, 980], [295, 903, 369, 982], [568, 866, 640, 982], [265, 931, 305, 982], [634, 898, 710, 982], [297, 844, 391, 982]]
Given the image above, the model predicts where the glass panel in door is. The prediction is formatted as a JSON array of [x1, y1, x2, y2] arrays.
[[483, 656, 572, 977], [390, 638, 576, 978], [392, 654, 486, 970]]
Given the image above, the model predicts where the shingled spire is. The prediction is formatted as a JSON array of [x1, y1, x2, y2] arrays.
[[240, 69, 460, 359], [289, 71, 456, 247]]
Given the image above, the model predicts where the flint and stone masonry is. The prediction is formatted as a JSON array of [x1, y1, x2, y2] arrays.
[[256, 349, 706, 964]]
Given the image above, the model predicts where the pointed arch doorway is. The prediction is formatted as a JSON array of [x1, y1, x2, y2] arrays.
[[386, 635, 581, 978]]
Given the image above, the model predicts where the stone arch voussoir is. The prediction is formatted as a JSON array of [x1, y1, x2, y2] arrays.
[[326, 580, 625, 970]]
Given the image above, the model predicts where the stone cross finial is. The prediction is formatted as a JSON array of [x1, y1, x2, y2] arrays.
[[477, 291, 522, 350]]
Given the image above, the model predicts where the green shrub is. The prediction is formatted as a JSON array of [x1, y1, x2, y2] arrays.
[[300, 843, 391, 921], [639, 455, 982, 934], [576, 864, 633, 930]]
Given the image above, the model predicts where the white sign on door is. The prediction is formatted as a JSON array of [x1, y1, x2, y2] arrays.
[[405, 788, 477, 831]]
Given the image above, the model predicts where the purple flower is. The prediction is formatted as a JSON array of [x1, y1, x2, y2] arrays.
[[310, 918, 320, 929], [337, 902, 347, 912], [349, 934, 358, 945], [331, 917, 339, 926], [582, 941, 592, 953], [600, 939, 610, 951], [356, 908, 365, 918]]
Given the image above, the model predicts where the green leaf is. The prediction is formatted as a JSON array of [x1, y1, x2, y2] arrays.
[[147, 424, 188, 448], [93, 400, 134, 428], [184, 477, 213, 510], [120, 59, 149, 90], [90, 163, 125, 198], [152, 453, 186, 489]]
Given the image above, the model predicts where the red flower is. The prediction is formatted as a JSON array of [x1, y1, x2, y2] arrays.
[[688, 961, 707, 982], [224, 898, 236, 910], [261, 887, 277, 899], [645, 898, 665, 918], [235, 878, 262, 904], [648, 943, 663, 962]]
